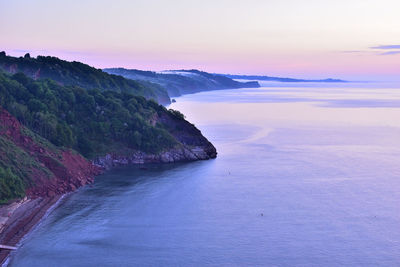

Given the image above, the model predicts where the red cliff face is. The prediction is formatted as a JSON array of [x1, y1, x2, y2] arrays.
[[0, 108, 102, 198]]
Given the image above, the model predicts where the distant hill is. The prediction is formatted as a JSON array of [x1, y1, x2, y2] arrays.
[[103, 68, 260, 97], [219, 74, 348, 83], [0, 52, 170, 104]]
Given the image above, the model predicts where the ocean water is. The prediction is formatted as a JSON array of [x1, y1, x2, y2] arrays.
[[9, 83, 400, 266]]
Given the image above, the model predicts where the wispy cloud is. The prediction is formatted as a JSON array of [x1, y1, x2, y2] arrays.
[[370, 45, 400, 50], [365, 45, 400, 56], [337, 50, 374, 55], [380, 51, 400, 56]]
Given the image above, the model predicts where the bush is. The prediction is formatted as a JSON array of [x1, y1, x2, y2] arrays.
[[0, 167, 25, 203]]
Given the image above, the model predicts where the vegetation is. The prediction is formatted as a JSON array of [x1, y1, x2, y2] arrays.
[[0, 53, 216, 203], [168, 109, 185, 120], [0, 70, 186, 202], [0, 71, 180, 158], [0, 134, 43, 204], [104, 68, 260, 97], [0, 52, 170, 103], [0, 166, 24, 204]]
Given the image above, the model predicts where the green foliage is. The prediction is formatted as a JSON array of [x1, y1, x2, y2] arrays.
[[0, 132, 56, 203], [0, 135, 39, 203], [0, 72, 180, 158], [0, 53, 170, 103], [0, 167, 24, 203]]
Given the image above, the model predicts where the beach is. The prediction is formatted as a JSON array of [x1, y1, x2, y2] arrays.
[[0, 196, 62, 265]]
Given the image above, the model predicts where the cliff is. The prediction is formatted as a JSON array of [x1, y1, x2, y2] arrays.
[[93, 110, 217, 168]]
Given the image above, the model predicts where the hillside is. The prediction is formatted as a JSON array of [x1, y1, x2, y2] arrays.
[[104, 68, 260, 97], [0, 107, 100, 203], [0, 52, 170, 104], [0, 68, 216, 204], [0, 54, 217, 263]]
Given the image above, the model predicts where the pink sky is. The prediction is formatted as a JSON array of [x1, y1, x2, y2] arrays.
[[1, 0, 400, 81]]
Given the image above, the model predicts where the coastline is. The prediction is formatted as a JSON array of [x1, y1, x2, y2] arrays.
[[0, 94, 217, 265], [0, 196, 62, 265], [0, 148, 217, 265]]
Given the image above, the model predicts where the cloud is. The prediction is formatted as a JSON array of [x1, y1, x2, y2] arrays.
[[370, 45, 400, 50], [366, 45, 400, 55], [380, 50, 400, 56]]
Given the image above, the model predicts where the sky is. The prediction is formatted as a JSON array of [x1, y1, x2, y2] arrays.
[[1, 0, 400, 81]]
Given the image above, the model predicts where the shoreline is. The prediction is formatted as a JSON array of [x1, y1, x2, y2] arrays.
[[0, 117, 216, 265], [1, 194, 68, 267], [0, 196, 62, 265], [0, 152, 216, 265]]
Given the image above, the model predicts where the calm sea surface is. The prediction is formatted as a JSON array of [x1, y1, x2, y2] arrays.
[[8, 82, 400, 266]]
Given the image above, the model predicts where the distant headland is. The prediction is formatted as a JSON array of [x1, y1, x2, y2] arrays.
[[218, 74, 348, 83]]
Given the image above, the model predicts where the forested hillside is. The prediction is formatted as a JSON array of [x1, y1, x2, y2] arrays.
[[0, 72, 208, 157], [0, 58, 217, 203], [0, 52, 170, 104], [104, 68, 260, 97]]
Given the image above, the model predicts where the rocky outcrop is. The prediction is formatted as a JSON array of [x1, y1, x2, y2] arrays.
[[93, 146, 215, 169], [93, 108, 217, 169]]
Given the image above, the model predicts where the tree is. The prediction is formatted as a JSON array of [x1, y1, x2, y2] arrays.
[[12, 72, 30, 86], [28, 99, 46, 112]]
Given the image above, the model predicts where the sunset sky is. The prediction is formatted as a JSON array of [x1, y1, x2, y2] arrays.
[[1, 0, 400, 80]]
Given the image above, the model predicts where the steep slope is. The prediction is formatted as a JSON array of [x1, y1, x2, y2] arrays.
[[103, 68, 260, 97], [0, 107, 100, 203], [0, 52, 170, 104], [0, 71, 216, 165], [0, 108, 103, 264]]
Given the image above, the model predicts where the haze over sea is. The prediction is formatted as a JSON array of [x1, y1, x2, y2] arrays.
[[8, 82, 400, 266]]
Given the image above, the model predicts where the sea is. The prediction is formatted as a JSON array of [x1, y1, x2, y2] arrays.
[[8, 81, 400, 266]]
